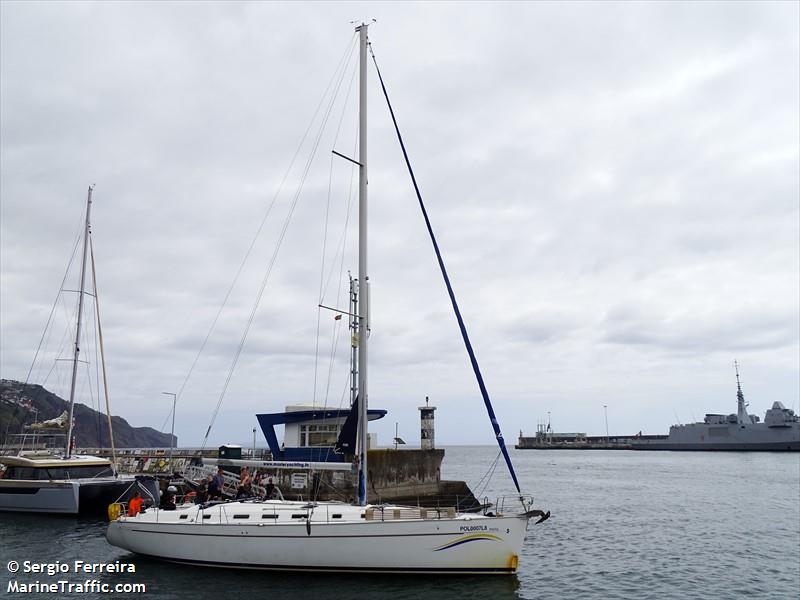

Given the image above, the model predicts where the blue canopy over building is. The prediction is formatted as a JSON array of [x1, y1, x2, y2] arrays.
[[256, 404, 387, 462]]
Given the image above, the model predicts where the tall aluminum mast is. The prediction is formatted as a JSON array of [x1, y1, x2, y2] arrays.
[[356, 22, 369, 506], [65, 185, 94, 458]]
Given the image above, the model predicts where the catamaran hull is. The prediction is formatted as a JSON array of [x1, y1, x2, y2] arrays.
[[107, 515, 528, 574], [0, 477, 158, 515], [0, 480, 80, 514]]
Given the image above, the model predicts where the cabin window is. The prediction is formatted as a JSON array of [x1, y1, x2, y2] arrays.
[[202, 515, 211, 520], [7, 465, 115, 480], [64, 465, 113, 478], [291, 514, 307, 519], [262, 514, 278, 519], [299, 424, 340, 447], [232, 514, 249, 519], [179, 515, 188, 520], [331, 514, 342, 519]]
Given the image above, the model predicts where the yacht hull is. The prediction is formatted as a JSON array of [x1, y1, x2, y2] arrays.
[[107, 502, 529, 574]]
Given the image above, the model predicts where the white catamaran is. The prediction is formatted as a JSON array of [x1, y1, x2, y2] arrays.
[[107, 25, 548, 574], [0, 187, 158, 514]]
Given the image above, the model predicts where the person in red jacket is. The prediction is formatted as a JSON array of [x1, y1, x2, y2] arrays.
[[127, 492, 144, 517]]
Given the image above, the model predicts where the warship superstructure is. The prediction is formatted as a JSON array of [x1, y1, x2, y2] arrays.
[[633, 362, 799, 451]]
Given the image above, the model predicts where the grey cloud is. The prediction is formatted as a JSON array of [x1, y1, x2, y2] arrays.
[[602, 306, 798, 354]]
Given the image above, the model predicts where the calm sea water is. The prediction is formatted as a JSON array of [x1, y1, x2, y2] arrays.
[[1, 447, 798, 599]]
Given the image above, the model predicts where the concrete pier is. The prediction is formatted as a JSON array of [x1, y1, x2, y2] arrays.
[[516, 434, 668, 450]]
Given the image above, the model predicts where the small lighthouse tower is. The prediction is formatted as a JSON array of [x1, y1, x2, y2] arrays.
[[418, 396, 437, 450]]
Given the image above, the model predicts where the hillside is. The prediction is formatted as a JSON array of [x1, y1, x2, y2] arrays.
[[0, 379, 176, 448]]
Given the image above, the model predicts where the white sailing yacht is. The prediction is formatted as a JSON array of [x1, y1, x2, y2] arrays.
[[0, 187, 158, 514], [106, 25, 548, 573]]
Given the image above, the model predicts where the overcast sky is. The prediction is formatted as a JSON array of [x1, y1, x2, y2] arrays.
[[1, 1, 798, 448]]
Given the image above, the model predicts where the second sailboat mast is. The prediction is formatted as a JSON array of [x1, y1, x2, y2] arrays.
[[65, 185, 94, 459]]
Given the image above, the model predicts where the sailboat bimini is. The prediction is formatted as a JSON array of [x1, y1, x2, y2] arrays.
[[106, 24, 548, 574]]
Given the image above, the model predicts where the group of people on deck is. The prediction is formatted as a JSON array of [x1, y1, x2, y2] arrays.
[[192, 466, 279, 503], [126, 467, 280, 515]]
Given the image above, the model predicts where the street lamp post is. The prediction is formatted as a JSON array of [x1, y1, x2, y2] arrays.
[[603, 404, 609, 443], [163, 392, 177, 471]]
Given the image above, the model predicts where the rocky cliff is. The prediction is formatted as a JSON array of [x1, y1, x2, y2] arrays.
[[0, 379, 176, 448]]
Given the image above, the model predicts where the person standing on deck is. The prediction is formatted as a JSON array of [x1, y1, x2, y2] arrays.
[[237, 467, 252, 499], [210, 467, 225, 499], [265, 477, 276, 500]]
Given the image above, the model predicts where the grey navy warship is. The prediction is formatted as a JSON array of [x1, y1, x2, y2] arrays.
[[633, 362, 799, 451]]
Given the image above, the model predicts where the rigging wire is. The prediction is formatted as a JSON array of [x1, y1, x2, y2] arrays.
[[320, 171, 358, 301], [471, 450, 502, 501], [83, 349, 101, 448], [43, 296, 77, 386], [310, 471, 353, 503], [311, 128, 359, 470], [90, 234, 118, 465], [318, 102, 360, 306], [313, 242, 360, 481], [157, 32, 359, 435], [201, 35, 360, 448], [325, 128, 359, 379], [312, 109, 361, 486], [311, 149, 361, 484], [36, 252, 85, 392], [88, 275, 103, 446], [312, 52, 359, 409], [315, 112, 360, 421]]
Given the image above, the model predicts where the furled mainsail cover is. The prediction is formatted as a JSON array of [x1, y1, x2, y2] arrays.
[[333, 395, 359, 455]]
